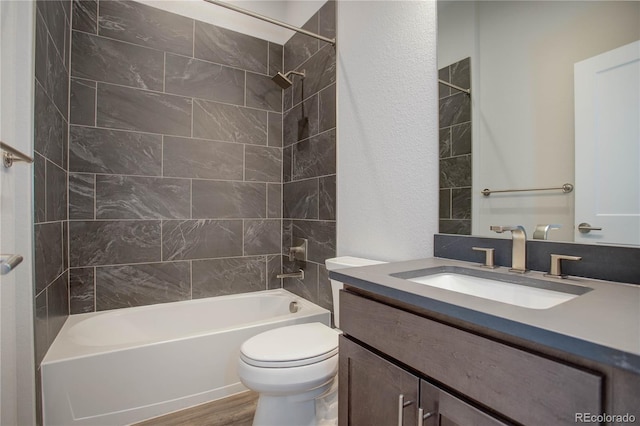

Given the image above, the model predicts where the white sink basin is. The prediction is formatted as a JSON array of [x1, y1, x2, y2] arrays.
[[408, 273, 579, 309]]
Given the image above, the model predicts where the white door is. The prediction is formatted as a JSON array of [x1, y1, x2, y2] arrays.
[[0, 1, 36, 424], [574, 40, 640, 246]]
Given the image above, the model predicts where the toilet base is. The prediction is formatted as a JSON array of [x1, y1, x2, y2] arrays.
[[251, 379, 337, 426]]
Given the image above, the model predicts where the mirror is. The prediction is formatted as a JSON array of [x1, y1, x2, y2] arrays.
[[437, 1, 640, 245]]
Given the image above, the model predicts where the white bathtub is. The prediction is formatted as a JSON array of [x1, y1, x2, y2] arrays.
[[41, 289, 331, 426]]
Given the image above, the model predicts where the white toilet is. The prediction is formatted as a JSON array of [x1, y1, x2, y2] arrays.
[[237, 256, 385, 426]]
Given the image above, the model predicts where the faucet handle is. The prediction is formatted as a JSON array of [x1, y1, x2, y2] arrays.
[[472, 247, 497, 269], [545, 254, 582, 278]]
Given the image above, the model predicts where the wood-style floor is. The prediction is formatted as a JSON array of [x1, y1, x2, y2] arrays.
[[133, 391, 258, 426]]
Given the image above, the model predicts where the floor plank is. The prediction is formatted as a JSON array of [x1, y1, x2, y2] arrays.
[[133, 391, 258, 426]]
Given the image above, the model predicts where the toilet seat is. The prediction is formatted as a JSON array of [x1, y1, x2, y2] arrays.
[[240, 323, 339, 368]]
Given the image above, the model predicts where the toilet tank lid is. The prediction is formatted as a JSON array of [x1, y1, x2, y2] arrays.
[[325, 256, 386, 271], [240, 323, 339, 364]]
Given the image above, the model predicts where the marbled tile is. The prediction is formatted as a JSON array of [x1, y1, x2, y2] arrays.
[[282, 220, 293, 255], [47, 272, 69, 346], [283, 94, 319, 146], [70, 78, 96, 126], [35, 222, 63, 293], [246, 72, 282, 112], [244, 220, 281, 256], [267, 183, 282, 219], [438, 66, 451, 99], [192, 257, 266, 298], [95, 175, 190, 220], [97, 84, 192, 136], [439, 92, 471, 128], [35, 11, 48, 89], [439, 189, 451, 219], [194, 21, 268, 74], [284, 179, 318, 219], [37, 0, 66, 62], [284, 13, 318, 72], [64, 14, 71, 70], [292, 45, 336, 104], [69, 126, 162, 175], [35, 81, 65, 167], [63, 220, 69, 271], [268, 112, 283, 147], [317, 263, 332, 312], [283, 146, 292, 183], [439, 219, 471, 235], [34, 153, 46, 224], [96, 262, 190, 310], [46, 160, 67, 222], [69, 220, 161, 267], [440, 155, 471, 188], [34, 291, 48, 366], [72, 31, 164, 91], [292, 220, 336, 264], [319, 0, 336, 42], [451, 122, 471, 156], [192, 181, 266, 219], [245, 146, 282, 183], [439, 127, 451, 159], [98, 0, 193, 56], [46, 32, 69, 117], [282, 259, 318, 304], [163, 136, 244, 180], [319, 84, 336, 132], [451, 57, 471, 94], [283, 85, 293, 112], [319, 175, 336, 221], [267, 254, 282, 289], [269, 43, 283, 76], [70, 267, 94, 314], [193, 99, 267, 145], [162, 220, 243, 261], [292, 129, 336, 181], [452, 188, 471, 219], [73, 0, 97, 33], [164, 54, 245, 106]]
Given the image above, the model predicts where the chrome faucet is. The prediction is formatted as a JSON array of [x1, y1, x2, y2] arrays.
[[490, 225, 527, 273], [276, 269, 305, 279]]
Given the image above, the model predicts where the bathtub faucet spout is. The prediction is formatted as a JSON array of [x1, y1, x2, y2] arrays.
[[277, 269, 305, 280]]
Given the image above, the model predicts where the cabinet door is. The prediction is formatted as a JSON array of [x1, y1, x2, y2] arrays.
[[339, 336, 419, 426], [420, 381, 510, 426]]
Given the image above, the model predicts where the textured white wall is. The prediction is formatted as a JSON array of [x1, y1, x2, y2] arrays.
[[336, 1, 439, 262]]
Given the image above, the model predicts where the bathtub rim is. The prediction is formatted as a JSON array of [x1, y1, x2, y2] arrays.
[[42, 289, 330, 364]]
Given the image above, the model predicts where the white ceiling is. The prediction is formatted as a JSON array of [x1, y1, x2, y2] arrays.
[[136, 0, 326, 45]]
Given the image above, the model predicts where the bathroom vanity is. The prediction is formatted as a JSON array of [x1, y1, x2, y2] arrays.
[[332, 258, 640, 426]]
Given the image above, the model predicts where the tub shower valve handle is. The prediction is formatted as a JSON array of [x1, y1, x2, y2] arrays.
[[545, 254, 582, 278], [288, 238, 308, 262]]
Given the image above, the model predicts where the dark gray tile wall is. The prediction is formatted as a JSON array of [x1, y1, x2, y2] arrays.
[[68, 0, 286, 313], [282, 1, 336, 312], [439, 58, 472, 235], [34, 1, 71, 422]]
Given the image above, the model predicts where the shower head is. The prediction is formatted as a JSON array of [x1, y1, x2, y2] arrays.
[[271, 70, 305, 89]]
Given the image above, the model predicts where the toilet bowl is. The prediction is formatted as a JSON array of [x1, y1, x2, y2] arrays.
[[237, 256, 385, 426]]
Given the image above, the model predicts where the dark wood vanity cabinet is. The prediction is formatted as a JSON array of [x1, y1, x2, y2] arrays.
[[338, 289, 610, 426], [340, 336, 509, 426]]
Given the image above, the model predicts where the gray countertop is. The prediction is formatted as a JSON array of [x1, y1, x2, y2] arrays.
[[330, 257, 640, 374]]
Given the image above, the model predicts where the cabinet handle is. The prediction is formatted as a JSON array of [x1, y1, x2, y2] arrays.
[[397, 394, 413, 426], [418, 408, 434, 426]]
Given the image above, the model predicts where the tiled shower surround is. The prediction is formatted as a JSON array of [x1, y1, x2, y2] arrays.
[[62, 0, 336, 315], [439, 57, 472, 235]]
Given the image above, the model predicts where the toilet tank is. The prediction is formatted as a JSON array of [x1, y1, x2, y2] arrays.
[[325, 256, 386, 328]]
